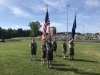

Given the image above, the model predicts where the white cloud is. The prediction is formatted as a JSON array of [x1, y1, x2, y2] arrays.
[[1, 25, 30, 30], [85, 0, 100, 7], [0, 0, 4, 4], [97, 23, 100, 24], [42, 0, 67, 11], [0, 0, 33, 18], [9, 6, 32, 17], [22, 2, 46, 12], [78, 15, 90, 18], [0, 0, 13, 6], [50, 22, 64, 27], [70, 7, 78, 12], [42, 0, 59, 7]]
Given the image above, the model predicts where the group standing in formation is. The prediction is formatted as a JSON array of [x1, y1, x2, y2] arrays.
[[29, 37, 74, 69]]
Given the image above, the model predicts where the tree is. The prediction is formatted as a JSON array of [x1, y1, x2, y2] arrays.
[[28, 21, 41, 37], [17, 28, 24, 37]]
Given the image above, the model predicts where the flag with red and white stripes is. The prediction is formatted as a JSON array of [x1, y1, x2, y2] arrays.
[[42, 9, 50, 40]]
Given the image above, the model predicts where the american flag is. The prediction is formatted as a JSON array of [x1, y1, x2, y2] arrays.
[[42, 9, 50, 40]]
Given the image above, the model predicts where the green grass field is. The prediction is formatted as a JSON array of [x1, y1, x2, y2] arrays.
[[0, 40, 100, 75]]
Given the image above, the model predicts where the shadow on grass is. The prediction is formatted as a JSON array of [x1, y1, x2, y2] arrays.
[[56, 68, 100, 75], [36, 59, 57, 62], [56, 68, 80, 72], [36, 59, 41, 61], [73, 59, 99, 63], [53, 63, 70, 66], [57, 55, 69, 57], [57, 55, 62, 57]]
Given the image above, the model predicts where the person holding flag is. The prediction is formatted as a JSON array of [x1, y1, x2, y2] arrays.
[[69, 38, 74, 60], [42, 4, 53, 69], [69, 12, 76, 60]]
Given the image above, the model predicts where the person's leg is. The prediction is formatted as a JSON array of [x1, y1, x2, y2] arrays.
[[47, 60, 49, 68], [54, 47, 57, 56], [43, 58, 45, 64], [34, 55, 37, 60], [34, 50, 37, 60], [49, 60, 52, 68], [53, 51, 55, 56], [54, 51, 56, 56], [72, 55, 73, 60], [72, 48, 74, 60], [62, 53, 64, 59], [69, 55, 71, 60], [30, 55, 33, 61], [55, 51, 56, 56], [30, 49, 33, 61], [64, 53, 66, 58], [41, 58, 43, 65], [47, 51, 49, 68], [63, 51, 65, 58], [44, 51, 46, 63], [69, 48, 72, 60], [53, 47, 56, 56]]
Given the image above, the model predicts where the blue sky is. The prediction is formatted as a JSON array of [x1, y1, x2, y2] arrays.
[[0, 0, 100, 33]]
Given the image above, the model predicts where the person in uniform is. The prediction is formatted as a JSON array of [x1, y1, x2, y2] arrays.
[[62, 40, 67, 59], [69, 38, 74, 60], [29, 38, 37, 61], [52, 40, 57, 56], [41, 40, 47, 65], [46, 38, 53, 69]]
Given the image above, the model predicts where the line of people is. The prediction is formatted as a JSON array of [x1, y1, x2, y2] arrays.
[[29, 38, 74, 69]]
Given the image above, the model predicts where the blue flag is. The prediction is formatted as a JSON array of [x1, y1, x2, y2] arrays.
[[72, 14, 76, 39]]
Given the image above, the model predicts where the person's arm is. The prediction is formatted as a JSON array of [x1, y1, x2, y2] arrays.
[[66, 43, 67, 48], [41, 45, 43, 53], [69, 39, 73, 44], [46, 43, 48, 51], [35, 42, 37, 50], [73, 42, 75, 46], [50, 43, 53, 51], [56, 42, 57, 48], [29, 43, 31, 49], [62, 43, 64, 52], [29, 44, 31, 48], [55, 42, 57, 47]]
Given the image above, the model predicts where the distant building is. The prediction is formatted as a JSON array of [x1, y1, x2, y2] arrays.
[[49, 27, 56, 35]]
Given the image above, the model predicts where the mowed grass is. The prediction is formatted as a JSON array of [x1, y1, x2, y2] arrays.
[[0, 40, 100, 75]]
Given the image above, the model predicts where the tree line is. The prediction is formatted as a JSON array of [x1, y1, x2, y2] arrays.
[[0, 27, 31, 39], [0, 21, 42, 39]]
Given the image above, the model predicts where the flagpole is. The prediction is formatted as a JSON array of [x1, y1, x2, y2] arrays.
[[46, 4, 48, 40], [75, 12, 76, 16], [46, 4, 51, 42], [66, 4, 70, 40]]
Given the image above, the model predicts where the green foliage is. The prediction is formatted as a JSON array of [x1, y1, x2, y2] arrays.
[[0, 40, 100, 75], [0, 27, 30, 39], [28, 21, 41, 37]]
